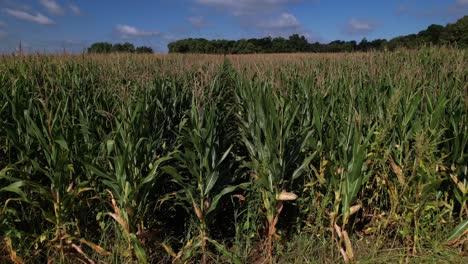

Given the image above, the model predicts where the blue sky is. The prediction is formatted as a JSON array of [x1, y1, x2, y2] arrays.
[[0, 0, 467, 53]]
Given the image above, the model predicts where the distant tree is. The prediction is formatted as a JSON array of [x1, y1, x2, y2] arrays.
[[271, 37, 289, 53], [419, 24, 445, 45], [135, 46, 153, 53], [168, 40, 188, 53], [87, 42, 112, 53], [443, 16, 468, 47], [358, 38, 370, 51], [288, 34, 308, 52], [369, 39, 387, 50], [309, 41, 322, 52], [87, 42, 154, 54], [112, 42, 135, 53], [122, 42, 135, 52], [167, 16, 468, 54]]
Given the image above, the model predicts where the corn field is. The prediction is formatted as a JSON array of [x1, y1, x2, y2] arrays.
[[0, 48, 467, 263]]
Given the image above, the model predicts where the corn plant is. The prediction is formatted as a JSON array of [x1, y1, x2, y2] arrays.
[[84, 94, 181, 263], [162, 87, 246, 263], [331, 119, 374, 262], [0, 76, 110, 263], [237, 78, 316, 263]]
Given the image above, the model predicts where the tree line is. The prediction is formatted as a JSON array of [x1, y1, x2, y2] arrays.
[[87, 42, 154, 54], [168, 16, 468, 54]]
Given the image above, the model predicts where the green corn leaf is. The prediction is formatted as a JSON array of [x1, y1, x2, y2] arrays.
[[0, 181, 27, 198], [207, 237, 242, 264], [207, 182, 250, 215], [139, 155, 173, 187], [130, 233, 147, 264], [106, 140, 115, 156], [84, 164, 110, 179], [204, 171, 219, 196], [217, 144, 233, 167], [292, 152, 317, 180], [162, 165, 185, 185], [54, 139, 69, 151], [447, 219, 468, 242]]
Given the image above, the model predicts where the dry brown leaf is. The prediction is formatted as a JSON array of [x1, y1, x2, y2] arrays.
[[278, 190, 298, 201], [350, 204, 362, 216], [232, 194, 246, 201], [450, 174, 466, 194], [193, 202, 202, 220], [446, 229, 468, 247], [160, 243, 177, 258], [5, 237, 24, 264], [389, 156, 405, 185], [340, 248, 349, 263], [334, 223, 342, 238], [79, 238, 111, 256], [109, 213, 130, 236], [71, 243, 95, 264], [342, 231, 354, 261]]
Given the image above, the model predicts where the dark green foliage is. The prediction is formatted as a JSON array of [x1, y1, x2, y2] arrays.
[[111, 42, 135, 53], [87, 42, 113, 53], [135, 46, 153, 53], [87, 42, 153, 54], [168, 16, 468, 53]]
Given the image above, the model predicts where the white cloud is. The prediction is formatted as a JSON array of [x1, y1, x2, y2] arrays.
[[457, 0, 468, 5], [188, 16, 206, 27], [345, 18, 376, 35], [254, 12, 313, 39], [3, 8, 54, 25], [115, 24, 176, 42], [162, 34, 177, 41], [257, 12, 300, 30], [194, 0, 311, 38], [349, 19, 372, 31], [39, 0, 64, 16], [69, 4, 81, 15], [115, 24, 160, 39]]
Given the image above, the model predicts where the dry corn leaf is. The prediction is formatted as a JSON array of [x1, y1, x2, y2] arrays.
[[71, 243, 95, 264], [449, 174, 466, 194], [334, 223, 342, 238], [277, 190, 298, 201], [340, 248, 349, 263], [342, 231, 354, 261], [79, 238, 111, 256], [349, 204, 362, 216], [5, 237, 24, 264], [109, 213, 130, 236], [160, 243, 177, 258], [390, 156, 405, 185], [193, 202, 202, 220]]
